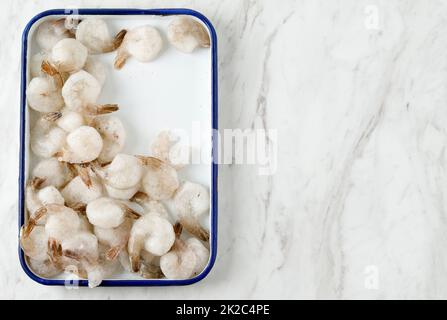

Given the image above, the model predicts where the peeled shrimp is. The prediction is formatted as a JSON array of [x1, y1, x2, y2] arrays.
[[114, 25, 163, 69], [62, 70, 101, 112], [83, 56, 106, 86], [94, 218, 132, 260], [57, 126, 103, 163], [105, 183, 139, 200], [76, 18, 126, 54], [139, 156, 179, 200], [32, 157, 69, 188], [173, 181, 210, 241], [30, 52, 51, 78], [128, 214, 175, 272], [61, 174, 103, 207], [26, 178, 64, 224], [51, 38, 88, 73], [186, 238, 209, 275], [91, 116, 126, 163], [60, 232, 103, 288], [94, 154, 142, 189], [131, 191, 169, 220], [86, 197, 140, 229], [27, 76, 64, 113], [46, 108, 85, 132], [36, 19, 71, 52], [167, 17, 210, 53], [160, 238, 196, 280], [30, 117, 66, 158], [20, 225, 49, 261]]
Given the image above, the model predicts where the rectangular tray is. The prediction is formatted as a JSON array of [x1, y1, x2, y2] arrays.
[[19, 8, 218, 287]]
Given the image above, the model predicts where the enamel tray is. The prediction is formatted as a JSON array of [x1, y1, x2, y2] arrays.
[[19, 8, 218, 287]]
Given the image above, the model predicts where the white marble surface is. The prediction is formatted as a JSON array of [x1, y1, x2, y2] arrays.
[[2, 0, 447, 299]]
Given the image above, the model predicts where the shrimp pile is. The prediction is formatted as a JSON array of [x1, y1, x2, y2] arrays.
[[23, 16, 211, 287]]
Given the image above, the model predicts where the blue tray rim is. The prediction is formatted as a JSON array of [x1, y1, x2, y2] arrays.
[[19, 8, 218, 287]]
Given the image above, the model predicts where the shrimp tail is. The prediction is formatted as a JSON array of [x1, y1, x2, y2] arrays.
[[69, 202, 87, 215], [179, 216, 210, 242], [41, 60, 64, 87], [43, 111, 63, 122], [29, 177, 46, 190], [114, 50, 128, 70], [123, 205, 141, 220], [139, 263, 163, 279], [130, 254, 140, 273], [106, 245, 123, 261], [23, 206, 48, 237], [112, 29, 127, 50]]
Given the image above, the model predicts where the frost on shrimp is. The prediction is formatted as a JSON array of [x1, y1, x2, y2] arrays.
[[131, 191, 169, 220], [167, 17, 210, 53], [30, 117, 66, 158], [51, 38, 88, 73], [36, 19, 71, 52], [86, 197, 140, 229], [26, 177, 64, 224], [20, 225, 49, 261], [27, 76, 64, 113], [173, 181, 210, 242], [28, 258, 62, 278], [186, 238, 210, 276], [62, 70, 101, 112], [128, 214, 175, 272], [94, 154, 142, 189], [59, 232, 104, 288], [159, 225, 196, 280], [91, 117, 126, 164], [114, 25, 163, 69], [94, 218, 132, 260], [57, 126, 103, 163], [61, 175, 103, 207], [76, 18, 127, 54], [32, 157, 70, 188], [138, 156, 179, 201]]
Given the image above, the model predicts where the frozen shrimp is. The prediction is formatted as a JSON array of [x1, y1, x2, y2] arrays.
[[57, 126, 103, 163], [94, 218, 132, 260], [94, 154, 142, 189], [159, 225, 196, 279], [76, 18, 126, 54], [114, 25, 163, 69], [128, 214, 175, 272], [32, 158, 70, 188], [36, 19, 71, 52], [26, 178, 64, 224], [173, 181, 210, 241], [27, 76, 64, 113], [62, 70, 101, 112], [30, 117, 66, 158], [51, 38, 88, 73], [59, 232, 103, 288], [61, 175, 103, 207], [131, 191, 169, 219], [167, 17, 210, 53], [186, 238, 209, 275], [91, 116, 126, 163], [44, 108, 85, 132], [30, 52, 51, 78], [138, 156, 179, 200], [86, 197, 140, 229], [105, 183, 139, 200], [20, 225, 49, 261]]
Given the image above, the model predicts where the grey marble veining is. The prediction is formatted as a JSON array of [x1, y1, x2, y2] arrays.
[[2, 0, 447, 299]]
